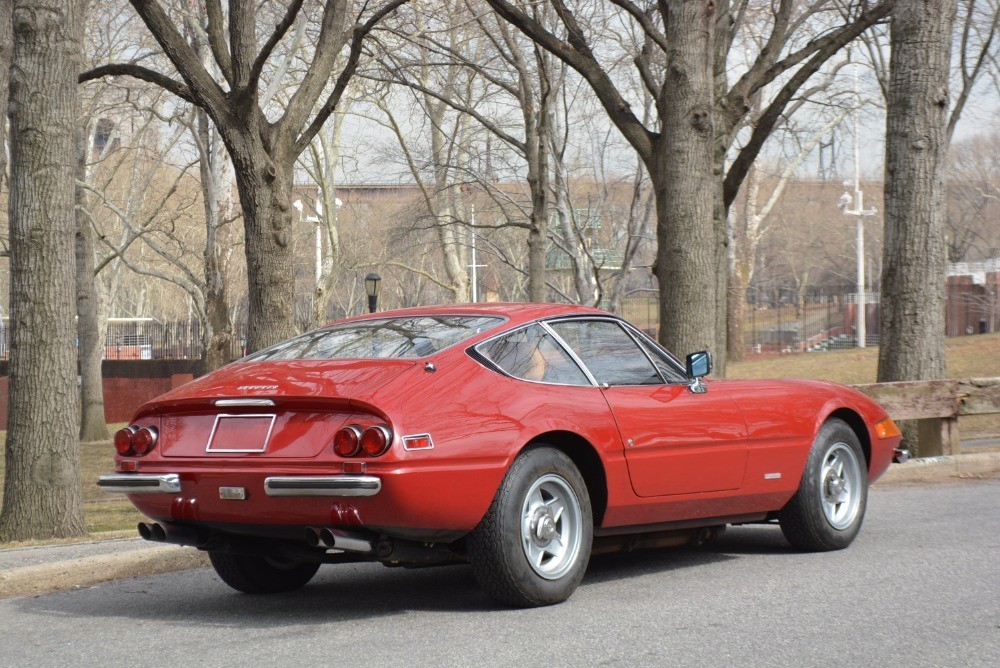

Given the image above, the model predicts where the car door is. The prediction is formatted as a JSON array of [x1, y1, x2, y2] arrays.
[[547, 318, 748, 497]]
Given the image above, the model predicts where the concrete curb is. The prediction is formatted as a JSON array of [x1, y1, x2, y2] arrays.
[[0, 544, 209, 600], [876, 451, 1000, 484]]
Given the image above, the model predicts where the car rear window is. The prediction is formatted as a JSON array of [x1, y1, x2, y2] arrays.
[[245, 316, 504, 361]]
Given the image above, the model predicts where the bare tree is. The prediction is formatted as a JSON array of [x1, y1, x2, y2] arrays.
[[80, 0, 407, 352], [947, 132, 1000, 261], [1, 0, 87, 541], [484, 0, 893, 371], [877, 0, 956, 394], [0, 1, 10, 200]]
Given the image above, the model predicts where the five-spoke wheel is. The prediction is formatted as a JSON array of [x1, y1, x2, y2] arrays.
[[780, 418, 868, 551], [468, 446, 593, 607]]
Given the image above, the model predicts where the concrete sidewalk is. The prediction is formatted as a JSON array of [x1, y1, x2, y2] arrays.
[[1, 451, 997, 600]]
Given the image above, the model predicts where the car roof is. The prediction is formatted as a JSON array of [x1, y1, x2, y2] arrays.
[[326, 302, 612, 329]]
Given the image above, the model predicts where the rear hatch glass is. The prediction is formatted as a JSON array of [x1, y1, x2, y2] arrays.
[[245, 315, 503, 361]]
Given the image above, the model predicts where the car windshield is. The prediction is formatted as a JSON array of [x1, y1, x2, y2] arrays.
[[245, 316, 504, 361]]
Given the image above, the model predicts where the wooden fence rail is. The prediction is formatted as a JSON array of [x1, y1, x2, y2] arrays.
[[852, 377, 1000, 456]]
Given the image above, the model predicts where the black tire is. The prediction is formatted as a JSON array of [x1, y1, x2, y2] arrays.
[[208, 551, 320, 594], [468, 446, 593, 607], [779, 418, 868, 551]]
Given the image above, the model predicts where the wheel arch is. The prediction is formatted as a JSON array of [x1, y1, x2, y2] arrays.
[[826, 408, 871, 471], [523, 431, 608, 526]]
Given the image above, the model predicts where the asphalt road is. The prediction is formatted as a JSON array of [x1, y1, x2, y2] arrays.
[[2, 479, 998, 668]]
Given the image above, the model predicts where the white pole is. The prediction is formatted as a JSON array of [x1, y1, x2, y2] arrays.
[[853, 59, 866, 348], [315, 223, 322, 285], [470, 205, 478, 303]]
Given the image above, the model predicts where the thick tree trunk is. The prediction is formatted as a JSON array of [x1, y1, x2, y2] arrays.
[[878, 0, 954, 387], [226, 133, 297, 353], [1, 0, 86, 541], [879, 0, 955, 456], [653, 1, 718, 360], [76, 121, 108, 442]]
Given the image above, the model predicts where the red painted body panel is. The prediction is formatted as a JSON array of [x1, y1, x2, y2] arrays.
[[112, 303, 902, 543], [608, 383, 748, 496]]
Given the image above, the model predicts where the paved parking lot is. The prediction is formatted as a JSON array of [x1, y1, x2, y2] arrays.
[[2, 478, 998, 667]]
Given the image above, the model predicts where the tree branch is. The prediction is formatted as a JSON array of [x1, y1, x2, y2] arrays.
[[293, 0, 409, 154], [79, 63, 196, 104], [245, 0, 305, 98], [129, 0, 229, 118], [204, 0, 233, 84], [484, 0, 654, 161]]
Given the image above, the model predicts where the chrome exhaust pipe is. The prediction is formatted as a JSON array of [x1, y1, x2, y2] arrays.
[[152, 523, 167, 542], [318, 528, 375, 554], [304, 527, 322, 548], [137, 522, 161, 541]]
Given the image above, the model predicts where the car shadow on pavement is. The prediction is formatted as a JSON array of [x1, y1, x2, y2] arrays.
[[13, 525, 792, 623]]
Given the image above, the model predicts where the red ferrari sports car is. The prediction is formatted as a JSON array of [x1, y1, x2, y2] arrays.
[[100, 303, 905, 606]]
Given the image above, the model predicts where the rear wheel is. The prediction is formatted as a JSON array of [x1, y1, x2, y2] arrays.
[[468, 446, 593, 607], [779, 418, 868, 551], [209, 551, 320, 594]]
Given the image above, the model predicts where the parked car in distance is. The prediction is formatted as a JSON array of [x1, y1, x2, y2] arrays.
[[99, 303, 906, 607]]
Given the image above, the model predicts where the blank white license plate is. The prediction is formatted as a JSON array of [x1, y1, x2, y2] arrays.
[[206, 414, 276, 453]]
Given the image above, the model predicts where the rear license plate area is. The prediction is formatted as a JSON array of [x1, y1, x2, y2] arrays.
[[206, 414, 277, 453]]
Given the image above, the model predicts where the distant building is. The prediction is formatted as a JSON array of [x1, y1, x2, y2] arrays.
[[947, 258, 1000, 335]]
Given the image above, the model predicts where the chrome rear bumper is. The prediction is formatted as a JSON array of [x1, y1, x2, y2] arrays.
[[264, 475, 381, 497], [97, 473, 381, 497], [98, 473, 181, 494], [893, 448, 910, 464]]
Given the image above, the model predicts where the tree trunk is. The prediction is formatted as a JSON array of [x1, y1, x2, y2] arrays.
[[225, 132, 297, 353], [197, 109, 234, 373], [525, 115, 551, 303], [1, 0, 86, 541], [76, 120, 108, 442], [879, 0, 955, 456], [727, 263, 749, 362], [878, 0, 954, 386], [0, 0, 11, 194], [653, 1, 718, 360]]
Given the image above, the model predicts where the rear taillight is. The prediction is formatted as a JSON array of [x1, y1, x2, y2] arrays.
[[361, 425, 392, 457], [132, 426, 158, 455], [114, 425, 158, 456], [114, 427, 137, 455], [334, 425, 362, 457]]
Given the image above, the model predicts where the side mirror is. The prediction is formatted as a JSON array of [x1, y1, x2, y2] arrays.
[[686, 351, 713, 379]]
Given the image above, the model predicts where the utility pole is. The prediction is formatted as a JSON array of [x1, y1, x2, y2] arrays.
[[468, 205, 486, 303], [840, 57, 877, 347]]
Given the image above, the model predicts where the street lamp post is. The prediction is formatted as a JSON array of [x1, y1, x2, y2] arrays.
[[839, 58, 877, 348], [365, 273, 382, 313]]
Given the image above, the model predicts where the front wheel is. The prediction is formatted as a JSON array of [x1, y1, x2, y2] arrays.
[[209, 551, 320, 594], [468, 446, 593, 607], [779, 418, 868, 551]]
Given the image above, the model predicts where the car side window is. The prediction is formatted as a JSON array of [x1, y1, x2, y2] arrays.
[[477, 325, 591, 386], [630, 330, 689, 384], [549, 320, 662, 386]]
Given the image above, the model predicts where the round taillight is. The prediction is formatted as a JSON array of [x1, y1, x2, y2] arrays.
[[361, 425, 392, 457], [114, 427, 136, 456], [132, 426, 158, 455], [334, 425, 362, 457]]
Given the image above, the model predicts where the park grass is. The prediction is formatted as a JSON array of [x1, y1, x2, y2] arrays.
[[1, 334, 998, 543]]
